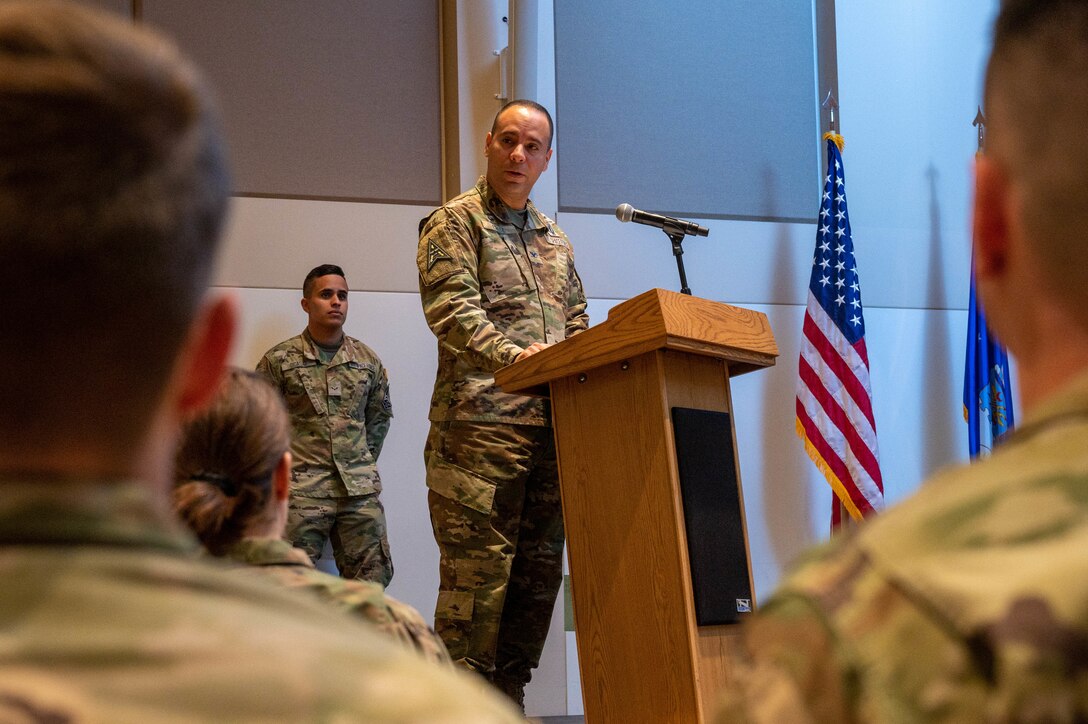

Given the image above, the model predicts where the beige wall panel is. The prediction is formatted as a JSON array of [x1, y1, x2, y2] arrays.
[[74, 0, 131, 18], [143, 0, 441, 204], [216, 197, 431, 292]]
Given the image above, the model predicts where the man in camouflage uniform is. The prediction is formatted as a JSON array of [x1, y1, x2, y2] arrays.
[[417, 99, 590, 707], [716, 2, 1088, 721], [0, 3, 519, 720], [257, 264, 395, 585]]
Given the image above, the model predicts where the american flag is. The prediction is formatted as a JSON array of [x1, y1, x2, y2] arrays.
[[795, 134, 884, 524]]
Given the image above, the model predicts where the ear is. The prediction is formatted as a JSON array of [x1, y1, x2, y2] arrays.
[[973, 154, 1011, 280], [484, 131, 493, 157], [175, 294, 236, 415], [273, 451, 291, 502], [544, 147, 553, 169], [300, 297, 310, 313]]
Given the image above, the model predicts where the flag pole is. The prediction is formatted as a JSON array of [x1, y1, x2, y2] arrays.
[[964, 106, 1016, 457], [972, 106, 986, 152], [822, 90, 848, 531]]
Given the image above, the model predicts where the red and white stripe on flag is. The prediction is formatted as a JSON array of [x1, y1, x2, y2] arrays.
[[796, 291, 884, 520]]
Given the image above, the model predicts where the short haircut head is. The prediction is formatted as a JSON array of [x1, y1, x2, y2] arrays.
[[303, 264, 346, 297], [0, 2, 230, 454], [491, 99, 554, 150], [174, 368, 290, 555], [985, 0, 1088, 320]]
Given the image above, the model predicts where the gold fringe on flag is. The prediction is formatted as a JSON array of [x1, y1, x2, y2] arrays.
[[795, 418, 864, 522], [823, 131, 845, 152]]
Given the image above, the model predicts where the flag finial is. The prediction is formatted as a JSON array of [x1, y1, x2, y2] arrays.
[[822, 91, 844, 151], [822, 90, 839, 133], [973, 107, 986, 153]]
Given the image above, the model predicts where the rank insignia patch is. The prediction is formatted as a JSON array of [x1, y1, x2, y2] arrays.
[[427, 239, 454, 271]]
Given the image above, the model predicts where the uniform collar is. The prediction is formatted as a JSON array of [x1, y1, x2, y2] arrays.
[[226, 537, 315, 568], [301, 328, 353, 364], [0, 475, 197, 552], [475, 176, 547, 231], [1003, 367, 1088, 448]]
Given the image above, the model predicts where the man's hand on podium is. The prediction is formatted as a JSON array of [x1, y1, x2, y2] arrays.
[[515, 342, 551, 361]]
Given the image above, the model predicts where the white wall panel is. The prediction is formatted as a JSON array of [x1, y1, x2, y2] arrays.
[[834, 0, 998, 311], [563, 212, 817, 306]]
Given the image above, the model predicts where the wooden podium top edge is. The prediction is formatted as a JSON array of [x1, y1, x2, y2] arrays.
[[496, 289, 779, 394]]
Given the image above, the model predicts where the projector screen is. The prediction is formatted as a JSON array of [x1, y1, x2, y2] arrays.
[[555, 0, 821, 223]]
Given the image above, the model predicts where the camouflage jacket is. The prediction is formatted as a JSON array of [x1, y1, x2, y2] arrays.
[[225, 537, 450, 664], [716, 370, 1088, 723], [257, 329, 392, 497], [0, 476, 521, 721], [417, 176, 589, 425]]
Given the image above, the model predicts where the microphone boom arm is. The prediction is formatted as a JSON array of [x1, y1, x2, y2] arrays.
[[666, 228, 692, 296]]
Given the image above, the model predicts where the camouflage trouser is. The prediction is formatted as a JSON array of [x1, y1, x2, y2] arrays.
[[286, 493, 393, 586], [425, 420, 564, 707]]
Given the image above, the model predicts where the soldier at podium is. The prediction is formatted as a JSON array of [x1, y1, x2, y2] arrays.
[[717, 1, 1088, 720], [416, 99, 589, 708]]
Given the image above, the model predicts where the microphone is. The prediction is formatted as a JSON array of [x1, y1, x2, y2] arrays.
[[615, 203, 709, 237]]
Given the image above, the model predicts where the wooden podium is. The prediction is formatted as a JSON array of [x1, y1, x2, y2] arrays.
[[495, 288, 778, 723]]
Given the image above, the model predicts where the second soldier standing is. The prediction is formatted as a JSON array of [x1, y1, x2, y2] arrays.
[[257, 264, 395, 586]]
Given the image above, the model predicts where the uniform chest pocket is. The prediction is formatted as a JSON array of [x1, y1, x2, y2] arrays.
[[479, 231, 537, 304], [341, 361, 376, 420], [534, 234, 569, 299], [282, 358, 325, 416]]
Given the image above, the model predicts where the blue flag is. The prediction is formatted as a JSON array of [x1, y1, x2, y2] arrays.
[[963, 264, 1014, 457]]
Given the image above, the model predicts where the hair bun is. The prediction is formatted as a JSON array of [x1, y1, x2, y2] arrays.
[[191, 471, 240, 497]]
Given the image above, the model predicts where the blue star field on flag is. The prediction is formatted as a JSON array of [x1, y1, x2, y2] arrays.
[[812, 149, 865, 340]]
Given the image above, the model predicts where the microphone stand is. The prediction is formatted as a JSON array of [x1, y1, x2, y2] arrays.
[[663, 224, 692, 296]]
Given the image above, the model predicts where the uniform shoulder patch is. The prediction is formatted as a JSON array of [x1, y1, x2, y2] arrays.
[[426, 239, 454, 271], [418, 230, 462, 286]]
